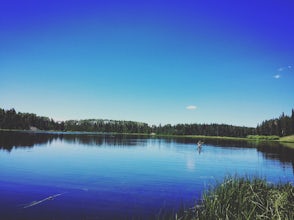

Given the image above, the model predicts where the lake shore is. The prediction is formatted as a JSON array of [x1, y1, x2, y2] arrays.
[[154, 134, 294, 149], [1, 129, 294, 149]]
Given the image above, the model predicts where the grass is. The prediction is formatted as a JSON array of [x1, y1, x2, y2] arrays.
[[176, 176, 294, 220], [280, 135, 294, 143], [247, 135, 280, 141], [155, 134, 249, 141]]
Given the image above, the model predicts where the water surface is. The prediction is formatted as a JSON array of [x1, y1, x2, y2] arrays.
[[0, 131, 293, 219]]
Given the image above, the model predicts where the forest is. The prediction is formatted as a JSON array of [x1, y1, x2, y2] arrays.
[[0, 107, 294, 137], [256, 109, 294, 136]]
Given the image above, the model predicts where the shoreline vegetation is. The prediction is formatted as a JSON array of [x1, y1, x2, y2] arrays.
[[1, 128, 294, 149], [172, 176, 294, 220], [1, 107, 294, 149]]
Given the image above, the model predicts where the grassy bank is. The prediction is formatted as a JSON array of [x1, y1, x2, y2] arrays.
[[279, 136, 294, 149], [176, 176, 294, 220], [155, 134, 294, 150], [247, 135, 280, 140], [155, 134, 294, 143], [280, 135, 294, 143], [245, 134, 294, 148], [152, 134, 250, 142]]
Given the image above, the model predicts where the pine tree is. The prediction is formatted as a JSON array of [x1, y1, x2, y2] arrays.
[[291, 109, 294, 134]]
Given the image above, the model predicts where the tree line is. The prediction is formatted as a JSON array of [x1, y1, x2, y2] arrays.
[[256, 109, 294, 136], [153, 123, 256, 137], [0, 108, 64, 131], [64, 119, 151, 133], [0, 107, 293, 137]]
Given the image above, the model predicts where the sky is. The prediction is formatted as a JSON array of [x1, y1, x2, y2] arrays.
[[1, 0, 294, 127]]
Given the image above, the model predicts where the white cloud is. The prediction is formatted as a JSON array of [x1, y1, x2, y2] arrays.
[[277, 65, 292, 72], [278, 67, 284, 72], [186, 105, 197, 110], [273, 74, 281, 79]]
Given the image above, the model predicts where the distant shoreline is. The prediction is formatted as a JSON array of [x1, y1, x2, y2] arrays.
[[1, 129, 294, 149]]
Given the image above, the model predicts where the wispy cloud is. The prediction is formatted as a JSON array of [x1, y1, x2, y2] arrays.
[[278, 67, 284, 72], [274, 65, 293, 79], [277, 65, 292, 72], [186, 105, 197, 110]]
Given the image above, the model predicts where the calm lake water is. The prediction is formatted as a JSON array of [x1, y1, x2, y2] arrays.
[[0, 131, 293, 219]]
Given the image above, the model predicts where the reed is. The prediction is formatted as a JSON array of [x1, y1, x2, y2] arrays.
[[177, 176, 294, 220]]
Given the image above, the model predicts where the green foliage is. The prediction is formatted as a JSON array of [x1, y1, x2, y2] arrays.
[[155, 123, 256, 137], [0, 107, 256, 137], [178, 176, 294, 220], [247, 135, 280, 140], [1, 107, 294, 138], [0, 108, 64, 131], [64, 119, 151, 134], [257, 109, 294, 137]]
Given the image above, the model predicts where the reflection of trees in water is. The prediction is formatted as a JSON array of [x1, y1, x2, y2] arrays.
[[0, 131, 149, 151], [256, 142, 294, 173], [0, 131, 59, 152], [1, 131, 293, 172], [172, 137, 294, 172], [61, 134, 148, 147]]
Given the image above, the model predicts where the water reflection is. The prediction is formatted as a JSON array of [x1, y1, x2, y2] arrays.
[[197, 146, 202, 154], [0, 131, 58, 151], [256, 142, 294, 173], [62, 134, 148, 147], [1, 131, 293, 171], [0, 131, 148, 151], [169, 137, 253, 148]]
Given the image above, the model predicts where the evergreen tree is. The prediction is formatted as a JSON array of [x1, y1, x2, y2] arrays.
[[1, 107, 293, 137]]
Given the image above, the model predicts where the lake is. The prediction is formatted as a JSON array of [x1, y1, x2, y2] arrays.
[[0, 131, 293, 219]]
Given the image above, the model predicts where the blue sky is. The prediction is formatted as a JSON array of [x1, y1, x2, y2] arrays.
[[1, 0, 294, 126]]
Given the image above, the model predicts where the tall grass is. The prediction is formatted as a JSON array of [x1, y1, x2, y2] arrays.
[[177, 176, 294, 220]]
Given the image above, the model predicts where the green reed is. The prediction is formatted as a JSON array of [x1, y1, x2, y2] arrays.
[[175, 176, 294, 220]]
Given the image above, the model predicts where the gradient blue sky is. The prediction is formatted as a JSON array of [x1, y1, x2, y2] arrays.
[[1, 0, 294, 126]]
